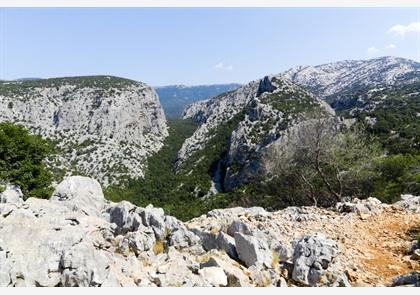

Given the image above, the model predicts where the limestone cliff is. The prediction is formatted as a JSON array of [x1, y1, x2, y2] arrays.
[[0, 76, 168, 186]]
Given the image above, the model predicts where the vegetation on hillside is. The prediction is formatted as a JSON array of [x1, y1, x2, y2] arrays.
[[0, 122, 53, 199], [2, 80, 418, 222], [104, 116, 250, 221], [0, 75, 139, 97], [334, 83, 420, 154]]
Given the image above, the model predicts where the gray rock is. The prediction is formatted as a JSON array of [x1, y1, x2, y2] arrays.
[[200, 254, 250, 287], [336, 197, 383, 218], [153, 248, 201, 287], [412, 249, 420, 261], [248, 264, 275, 287], [198, 267, 228, 287], [60, 242, 120, 287], [216, 231, 238, 259], [274, 243, 293, 263], [207, 206, 269, 219], [234, 232, 272, 267], [392, 272, 419, 287], [227, 220, 252, 236], [107, 201, 143, 234], [51, 176, 105, 217], [394, 194, 420, 213], [138, 204, 167, 240], [0, 183, 23, 206], [193, 230, 219, 251], [169, 226, 201, 250], [291, 233, 340, 286], [117, 231, 155, 255]]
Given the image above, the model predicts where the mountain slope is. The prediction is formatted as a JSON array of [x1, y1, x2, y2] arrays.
[[283, 56, 420, 99], [283, 56, 420, 154], [0, 76, 168, 186], [155, 84, 241, 119], [337, 82, 420, 154], [178, 75, 335, 194]]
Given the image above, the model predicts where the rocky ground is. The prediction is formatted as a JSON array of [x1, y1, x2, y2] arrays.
[[0, 176, 419, 287]]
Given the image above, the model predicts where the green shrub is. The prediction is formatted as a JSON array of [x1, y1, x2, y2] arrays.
[[372, 154, 420, 203], [0, 122, 53, 199]]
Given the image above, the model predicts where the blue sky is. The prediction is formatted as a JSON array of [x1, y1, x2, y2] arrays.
[[0, 8, 419, 85]]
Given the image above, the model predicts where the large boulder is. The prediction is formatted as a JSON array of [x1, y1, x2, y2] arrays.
[[200, 253, 251, 287], [59, 242, 120, 287], [215, 232, 238, 259], [227, 220, 252, 236], [116, 230, 156, 255], [336, 197, 383, 219], [51, 176, 105, 217], [0, 197, 119, 286], [392, 272, 419, 287], [198, 267, 228, 287], [0, 183, 23, 206], [106, 201, 143, 234], [234, 232, 272, 267], [393, 194, 420, 213], [291, 233, 347, 286], [107, 202, 201, 250]]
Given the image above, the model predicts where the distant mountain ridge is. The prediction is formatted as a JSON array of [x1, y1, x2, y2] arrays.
[[282, 56, 420, 100], [155, 83, 241, 118]]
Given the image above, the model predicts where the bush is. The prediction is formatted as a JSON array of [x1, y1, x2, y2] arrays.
[[372, 154, 420, 203], [0, 122, 53, 199], [264, 119, 382, 207]]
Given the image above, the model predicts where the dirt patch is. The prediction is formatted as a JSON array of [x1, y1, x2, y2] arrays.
[[337, 209, 420, 286]]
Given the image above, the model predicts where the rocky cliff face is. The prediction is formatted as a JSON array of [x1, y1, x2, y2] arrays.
[[282, 56, 420, 99], [179, 75, 335, 193], [0, 76, 168, 186], [0, 176, 418, 287]]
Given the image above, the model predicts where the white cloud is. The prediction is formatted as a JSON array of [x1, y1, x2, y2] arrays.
[[388, 21, 420, 37], [214, 62, 233, 71], [384, 43, 396, 50], [214, 62, 224, 69], [367, 46, 379, 56]]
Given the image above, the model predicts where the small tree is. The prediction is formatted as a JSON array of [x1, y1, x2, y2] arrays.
[[269, 118, 382, 206], [0, 122, 53, 199]]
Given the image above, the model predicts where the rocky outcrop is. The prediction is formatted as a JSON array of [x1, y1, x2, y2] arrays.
[[178, 75, 335, 194], [0, 177, 419, 287], [393, 194, 420, 213], [0, 76, 168, 186], [291, 234, 349, 286], [0, 183, 23, 206], [51, 176, 105, 217]]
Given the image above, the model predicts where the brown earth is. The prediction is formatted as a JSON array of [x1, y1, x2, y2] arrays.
[[272, 206, 420, 286], [339, 208, 419, 286]]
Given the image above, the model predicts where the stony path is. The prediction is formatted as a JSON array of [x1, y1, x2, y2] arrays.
[[341, 208, 419, 286], [269, 206, 420, 286]]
